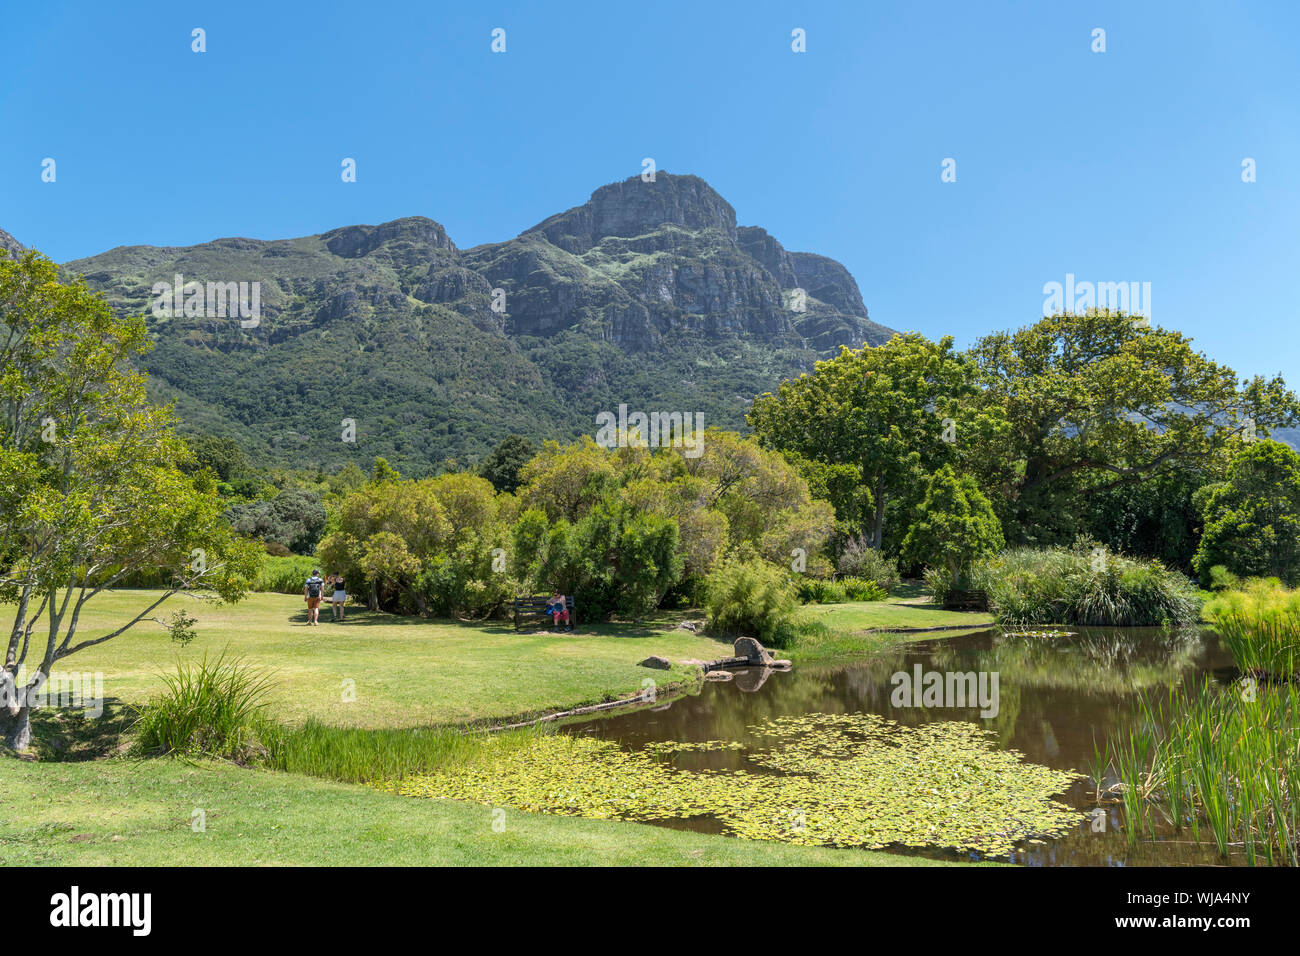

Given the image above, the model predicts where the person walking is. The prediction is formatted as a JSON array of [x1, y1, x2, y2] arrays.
[[304, 569, 325, 625]]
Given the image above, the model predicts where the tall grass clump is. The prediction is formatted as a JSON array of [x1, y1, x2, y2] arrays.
[[934, 545, 1200, 627], [703, 555, 798, 646], [1099, 680, 1299, 866], [131, 653, 274, 761], [258, 720, 542, 784], [1203, 579, 1300, 679]]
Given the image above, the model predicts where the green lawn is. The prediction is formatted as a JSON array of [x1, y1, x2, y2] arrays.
[[3, 590, 1004, 866], [0, 757, 975, 866], [794, 599, 994, 634], [60, 591, 733, 729]]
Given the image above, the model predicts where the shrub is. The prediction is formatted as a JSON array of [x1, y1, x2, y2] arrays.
[[839, 577, 888, 602], [254, 554, 319, 593], [1207, 564, 1241, 591], [703, 557, 798, 645], [953, 545, 1199, 627], [226, 489, 327, 554], [131, 653, 274, 762], [1194, 440, 1300, 586], [836, 536, 901, 593], [900, 465, 1004, 585], [796, 578, 846, 604]]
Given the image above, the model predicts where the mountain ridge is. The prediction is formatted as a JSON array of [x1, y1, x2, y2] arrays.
[[17, 173, 898, 472]]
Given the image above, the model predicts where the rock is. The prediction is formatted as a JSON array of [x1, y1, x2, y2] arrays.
[[733, 637, 774, 666], [638, 655, 672, 670], [0, 228, 23, 259], [704, 670, 733, 682], [733, 667, 773, 693]]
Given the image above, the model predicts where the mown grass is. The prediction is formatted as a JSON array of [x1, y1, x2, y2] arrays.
[[0, 756, 963, 866], [56, 590, 730, 729], [794, 600, 994, 633]]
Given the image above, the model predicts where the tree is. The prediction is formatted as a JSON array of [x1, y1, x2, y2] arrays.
[[970, 310, 1300, 544], [748, 333, 991, 550], [478, 434, 537, 494], [0, 252, 260, 750], [225, 489, 327, 554], [900, 466, 1004, 583], [316, 478, 451, 613], [1193, 439, 1300, 585]]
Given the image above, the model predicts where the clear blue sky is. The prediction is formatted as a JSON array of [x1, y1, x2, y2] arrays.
[[2, 0, 1297, 381]]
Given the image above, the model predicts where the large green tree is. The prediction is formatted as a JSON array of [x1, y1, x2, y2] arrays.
[[748, 333, 996, 550], [1193, 439, 1300, 585], [971, 310, 1300, 545], [0, 252, 259, 750]]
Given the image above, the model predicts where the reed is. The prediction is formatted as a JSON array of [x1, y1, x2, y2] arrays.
[[1203, 579, 1300, 679], [1098, 679, 1300, 865]]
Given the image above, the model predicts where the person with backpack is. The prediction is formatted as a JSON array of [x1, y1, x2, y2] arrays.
[[304, 569, 325, 625]]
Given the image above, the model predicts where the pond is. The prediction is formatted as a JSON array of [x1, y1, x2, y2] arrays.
[[562, 626, 1240, 866]]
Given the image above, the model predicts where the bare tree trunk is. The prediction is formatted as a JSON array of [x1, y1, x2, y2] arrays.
[[0, 668, 32, 752]]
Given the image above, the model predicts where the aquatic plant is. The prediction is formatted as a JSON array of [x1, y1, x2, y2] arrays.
[[382, 713, 1084, 857], [1203, 579, 1300, 679], [1099, 680, 1300, 866]]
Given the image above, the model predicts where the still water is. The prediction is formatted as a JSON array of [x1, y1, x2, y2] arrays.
[[564, 627, 1240, 866]]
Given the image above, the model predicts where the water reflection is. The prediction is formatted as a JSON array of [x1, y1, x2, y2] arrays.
[[565, 626, 1240, 866]]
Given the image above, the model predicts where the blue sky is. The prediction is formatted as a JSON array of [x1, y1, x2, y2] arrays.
[[2, 0, 1297, 380]]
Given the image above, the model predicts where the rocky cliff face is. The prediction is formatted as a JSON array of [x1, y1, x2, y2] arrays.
[[0, 228, 23, 258], [37, 173, 895, 470], [465, 173, 889, 353]]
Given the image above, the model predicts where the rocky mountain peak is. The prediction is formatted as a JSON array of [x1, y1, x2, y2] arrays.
[[525, 173, 738, 254], [321, 216, 456, 259]]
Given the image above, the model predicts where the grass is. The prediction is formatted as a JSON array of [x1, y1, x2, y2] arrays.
[[4, 588, 1002, 866], [793, 600, 994, 633], [54, 590, 732, 729], [132, 652, 275, 759], [782, 596, 993, 662], [55, 590, 984, 727], [1202, 579, 1300, 678], [0, 756, 972, 866]]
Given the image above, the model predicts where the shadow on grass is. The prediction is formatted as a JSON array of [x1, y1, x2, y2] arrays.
[[30, 699, 133, 762], [276, 604, 728, 645]]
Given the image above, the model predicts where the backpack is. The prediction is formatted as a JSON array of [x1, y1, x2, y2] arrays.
[[306, 577, 322, 598]]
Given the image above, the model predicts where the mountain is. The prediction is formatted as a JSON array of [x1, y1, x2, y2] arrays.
[[0, 228, 23, 258], [47, 173, 895, 473]]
